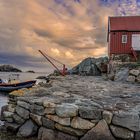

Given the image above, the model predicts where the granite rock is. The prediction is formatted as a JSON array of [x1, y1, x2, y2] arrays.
[[16, 106, 29, 120], [112, 111, 140, 131], [30, 104, 44, 116], [56, 103, 78, 117], [30, 113, 42, 126], [38, 127, 78, 140], [42, 117, 55, 129], [13, 114, 25, 124], [17, 101, 30, 110], [55, 123, 86, 136], [79, 107, 102, 120], [103, 111, 113, 124], [17, 120, 38, 137], [129, 69, 139, 76], [71, 117, 95, 130], [47, 115, 70, 126], [110, 125, 134, 140], [81, 120, 115, 140]]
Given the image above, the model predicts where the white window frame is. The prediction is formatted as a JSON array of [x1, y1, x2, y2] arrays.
[[122, 35, 127, 44]]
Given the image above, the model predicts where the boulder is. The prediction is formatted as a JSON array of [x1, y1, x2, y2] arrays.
[[43, 100, 56, 108], [13, 114, 25, 124], [38, 127, 78, 140], [81, 120, 115, 140], [42, 117, 55, 129], [110, 125, 134, 139], [3, 111, 13, 118], [112, 111, 140, 131], [47, 115, 70, 126], [129, 69, 139, 76], [30, 104, 44, 116], [17, 120, 38, 137], [126, 76, 136, 83], [102, 111, 113, 124], [79, 107, 102, 120], [114, 68, 129, 81], [16, 106, 29, 120], [71, 117, 95, 130], [56, 104, 78, 118], [44, 107, 55, 115], [8, 104, 16, 113], [71, 57, 101, 76], [55, 123, 86, 136], [30, 113, 42, 126], [5, 122, 20, 132], [17, 101, 30, 110]]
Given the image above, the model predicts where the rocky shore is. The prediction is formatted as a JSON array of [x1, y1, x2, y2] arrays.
[[1, 75, 140, 140]]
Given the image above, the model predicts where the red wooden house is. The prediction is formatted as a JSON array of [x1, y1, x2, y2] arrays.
[[108, 16, 140, 61]]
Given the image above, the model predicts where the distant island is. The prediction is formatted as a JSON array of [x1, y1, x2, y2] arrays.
[[26, 70, 35, 73], [0, 65, 22, 72]]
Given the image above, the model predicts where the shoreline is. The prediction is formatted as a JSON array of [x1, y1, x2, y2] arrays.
[[1, 75, 140, 140]]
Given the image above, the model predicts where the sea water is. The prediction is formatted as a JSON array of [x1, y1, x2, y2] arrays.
[[0, 72, 47, 126]]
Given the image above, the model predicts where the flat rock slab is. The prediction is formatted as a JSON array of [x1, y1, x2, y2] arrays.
[[81, 120, 115, 140], [47, 115, 70, 126], [55, 123, 86, 137]]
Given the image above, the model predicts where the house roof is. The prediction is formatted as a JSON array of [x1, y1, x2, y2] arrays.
[[109, 16, 140, 31]]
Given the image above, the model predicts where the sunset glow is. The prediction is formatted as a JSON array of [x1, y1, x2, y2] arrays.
[[0, 0, 140, 72]]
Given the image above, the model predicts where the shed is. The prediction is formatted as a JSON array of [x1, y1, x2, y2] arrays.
[[108, 16, 140, 61]]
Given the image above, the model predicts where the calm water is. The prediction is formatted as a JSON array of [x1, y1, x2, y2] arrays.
[[0, 72, 47, 125]]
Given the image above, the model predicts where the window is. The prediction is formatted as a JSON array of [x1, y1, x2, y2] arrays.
[[122, 35, 127, 43]]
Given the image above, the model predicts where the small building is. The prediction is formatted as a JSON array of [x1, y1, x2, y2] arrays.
[[107, 16, 140, 61]]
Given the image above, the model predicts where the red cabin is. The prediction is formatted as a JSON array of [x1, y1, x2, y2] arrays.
[[108, 16, 140, 61]]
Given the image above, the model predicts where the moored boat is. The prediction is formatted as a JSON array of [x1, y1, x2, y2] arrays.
[[0, 80, 36, 92]]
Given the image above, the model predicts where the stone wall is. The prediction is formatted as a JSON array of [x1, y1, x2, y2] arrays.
[[1, 93, 140, 140]]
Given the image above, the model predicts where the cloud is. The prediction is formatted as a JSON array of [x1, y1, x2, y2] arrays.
[[0, 0, 139, 72]]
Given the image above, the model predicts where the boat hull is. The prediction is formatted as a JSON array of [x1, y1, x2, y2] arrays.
[[0, 80, 36, 92]]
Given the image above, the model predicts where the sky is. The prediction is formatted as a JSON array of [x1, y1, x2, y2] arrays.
[[0, 0, 140, 72]]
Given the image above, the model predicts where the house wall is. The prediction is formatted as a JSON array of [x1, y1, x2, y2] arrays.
[[109, 31, 140, 55]]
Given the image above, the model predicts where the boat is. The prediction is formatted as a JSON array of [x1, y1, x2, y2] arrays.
[[0, 80, 36, 92]]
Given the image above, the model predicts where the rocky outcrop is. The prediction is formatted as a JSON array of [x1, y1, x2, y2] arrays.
[[0, 65, 22, 72], [71, 57, 108, 76]]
